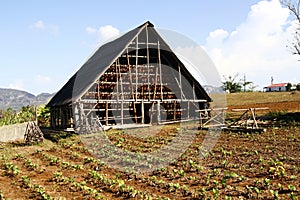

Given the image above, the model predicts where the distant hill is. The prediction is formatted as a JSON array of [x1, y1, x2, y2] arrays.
[[203, 85, 224, 94], [0, 88, 55, 111]]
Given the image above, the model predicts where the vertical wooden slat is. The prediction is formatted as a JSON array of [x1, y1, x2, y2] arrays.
[[157, 101, 161, 123], [141, 100, 144, 124], [105, 101, 108, 126]]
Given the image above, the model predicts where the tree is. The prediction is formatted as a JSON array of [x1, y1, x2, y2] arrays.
[[37, 105, 50, 127], [286, 82, 293, 91], [222, 74, 242, 93], [0, 108, 17, 125], [296, 83, 300, 90], [17, 105, 35, 123], [280, 0, 300, 57], [0, 106, 35, 126]]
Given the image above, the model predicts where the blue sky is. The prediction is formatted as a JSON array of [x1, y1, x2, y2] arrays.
[[0, 0, 299, 95]]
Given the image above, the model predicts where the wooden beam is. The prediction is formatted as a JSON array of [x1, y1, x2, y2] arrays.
[[157, 101, 161, 123], [135, 36, 139, 104], [146, 25, 151, 101], [105, 101, 109, 126], [231, 107, 269, 112], [141, 100, 145, 124], [158, 41, 163, 101], [121, 100, 124, 125]]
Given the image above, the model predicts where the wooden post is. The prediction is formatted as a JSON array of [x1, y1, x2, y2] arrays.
[[121, 100, 124, 125], [173, 101, 176, 121], [105, 101, 109, 126], [199, 110, 203, 127], [251, 108, 258, 128], [158, 41, 163, 101], [157, 101, 161, 123], [134, 102, 137, 123], [127, 48, 133, 97], [77, 101, 83, 132], [135, 36, 138, 101], [116, 60, 119, 102], [146, 25, 151, 101], [149, 103, 153, 125], [141, 100, 144, 124]]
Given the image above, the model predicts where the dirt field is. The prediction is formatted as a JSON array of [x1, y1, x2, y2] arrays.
[[226, 91, 300, 112], [0, 92, 299, 199]]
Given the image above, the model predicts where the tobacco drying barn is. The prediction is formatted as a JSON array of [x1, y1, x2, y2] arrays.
[[47, 21, 212, 132]]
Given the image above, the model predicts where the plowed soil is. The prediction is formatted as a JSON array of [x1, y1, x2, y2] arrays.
[[0, 92, 299, 199]]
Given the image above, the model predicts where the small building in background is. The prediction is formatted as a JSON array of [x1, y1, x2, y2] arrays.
[[263, 83, 288, 92]]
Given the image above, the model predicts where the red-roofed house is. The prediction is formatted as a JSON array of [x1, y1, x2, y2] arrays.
[[263, 83, 288, 92]]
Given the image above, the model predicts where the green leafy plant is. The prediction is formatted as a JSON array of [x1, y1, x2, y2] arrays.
[[3, 162, 20, 176]]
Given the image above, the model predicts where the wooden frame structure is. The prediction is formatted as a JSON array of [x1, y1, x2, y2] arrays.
[[224, 107, 269, 132], [47, 22, 212, 132]]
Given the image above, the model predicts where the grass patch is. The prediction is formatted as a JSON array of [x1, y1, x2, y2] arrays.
[[226, 92, 300, 107]]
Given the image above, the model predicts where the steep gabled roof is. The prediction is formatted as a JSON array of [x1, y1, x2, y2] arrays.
[[47, 21, 211, 107]]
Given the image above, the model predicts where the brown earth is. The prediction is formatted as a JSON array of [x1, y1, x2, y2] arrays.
[[0, 92, 299, 199]]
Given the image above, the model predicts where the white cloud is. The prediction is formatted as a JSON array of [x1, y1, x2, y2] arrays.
[[85, 25, 120, 45], [8, 80, 24, 90], [206, 29, 229, 49], [86, 27, 97, 34], [33, 20, 46, 29], [36, 75, 51, 83], [204, 0, 300, 89], [31, 20, 59, 35]]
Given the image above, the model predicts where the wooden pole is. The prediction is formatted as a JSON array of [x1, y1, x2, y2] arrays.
[[118, 59, 125, 124], [121, 100, 124, 125], [250, 108, 258, 128], [157, 101, 161, 123], [135, 37, 139, 123], [158, 41, 163, 101], [116, 60, 119, 103], [173, 101, 176, 121], [146, 25, 150, 101], [150, 103, 153, 125], [135, 36, 138, 101], [141, 100, 144, 124], [105, 101, 109, 126], [199, 110, 203, 127], [127, 48, 133, 97]]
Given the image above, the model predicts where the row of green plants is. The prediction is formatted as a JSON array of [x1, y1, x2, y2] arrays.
[[33, 143, 164, 199], [52, 172, 104, 199], [2, 126, 297, 199], [0, 155, 53, 200], [21, 175, 53, 200]]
